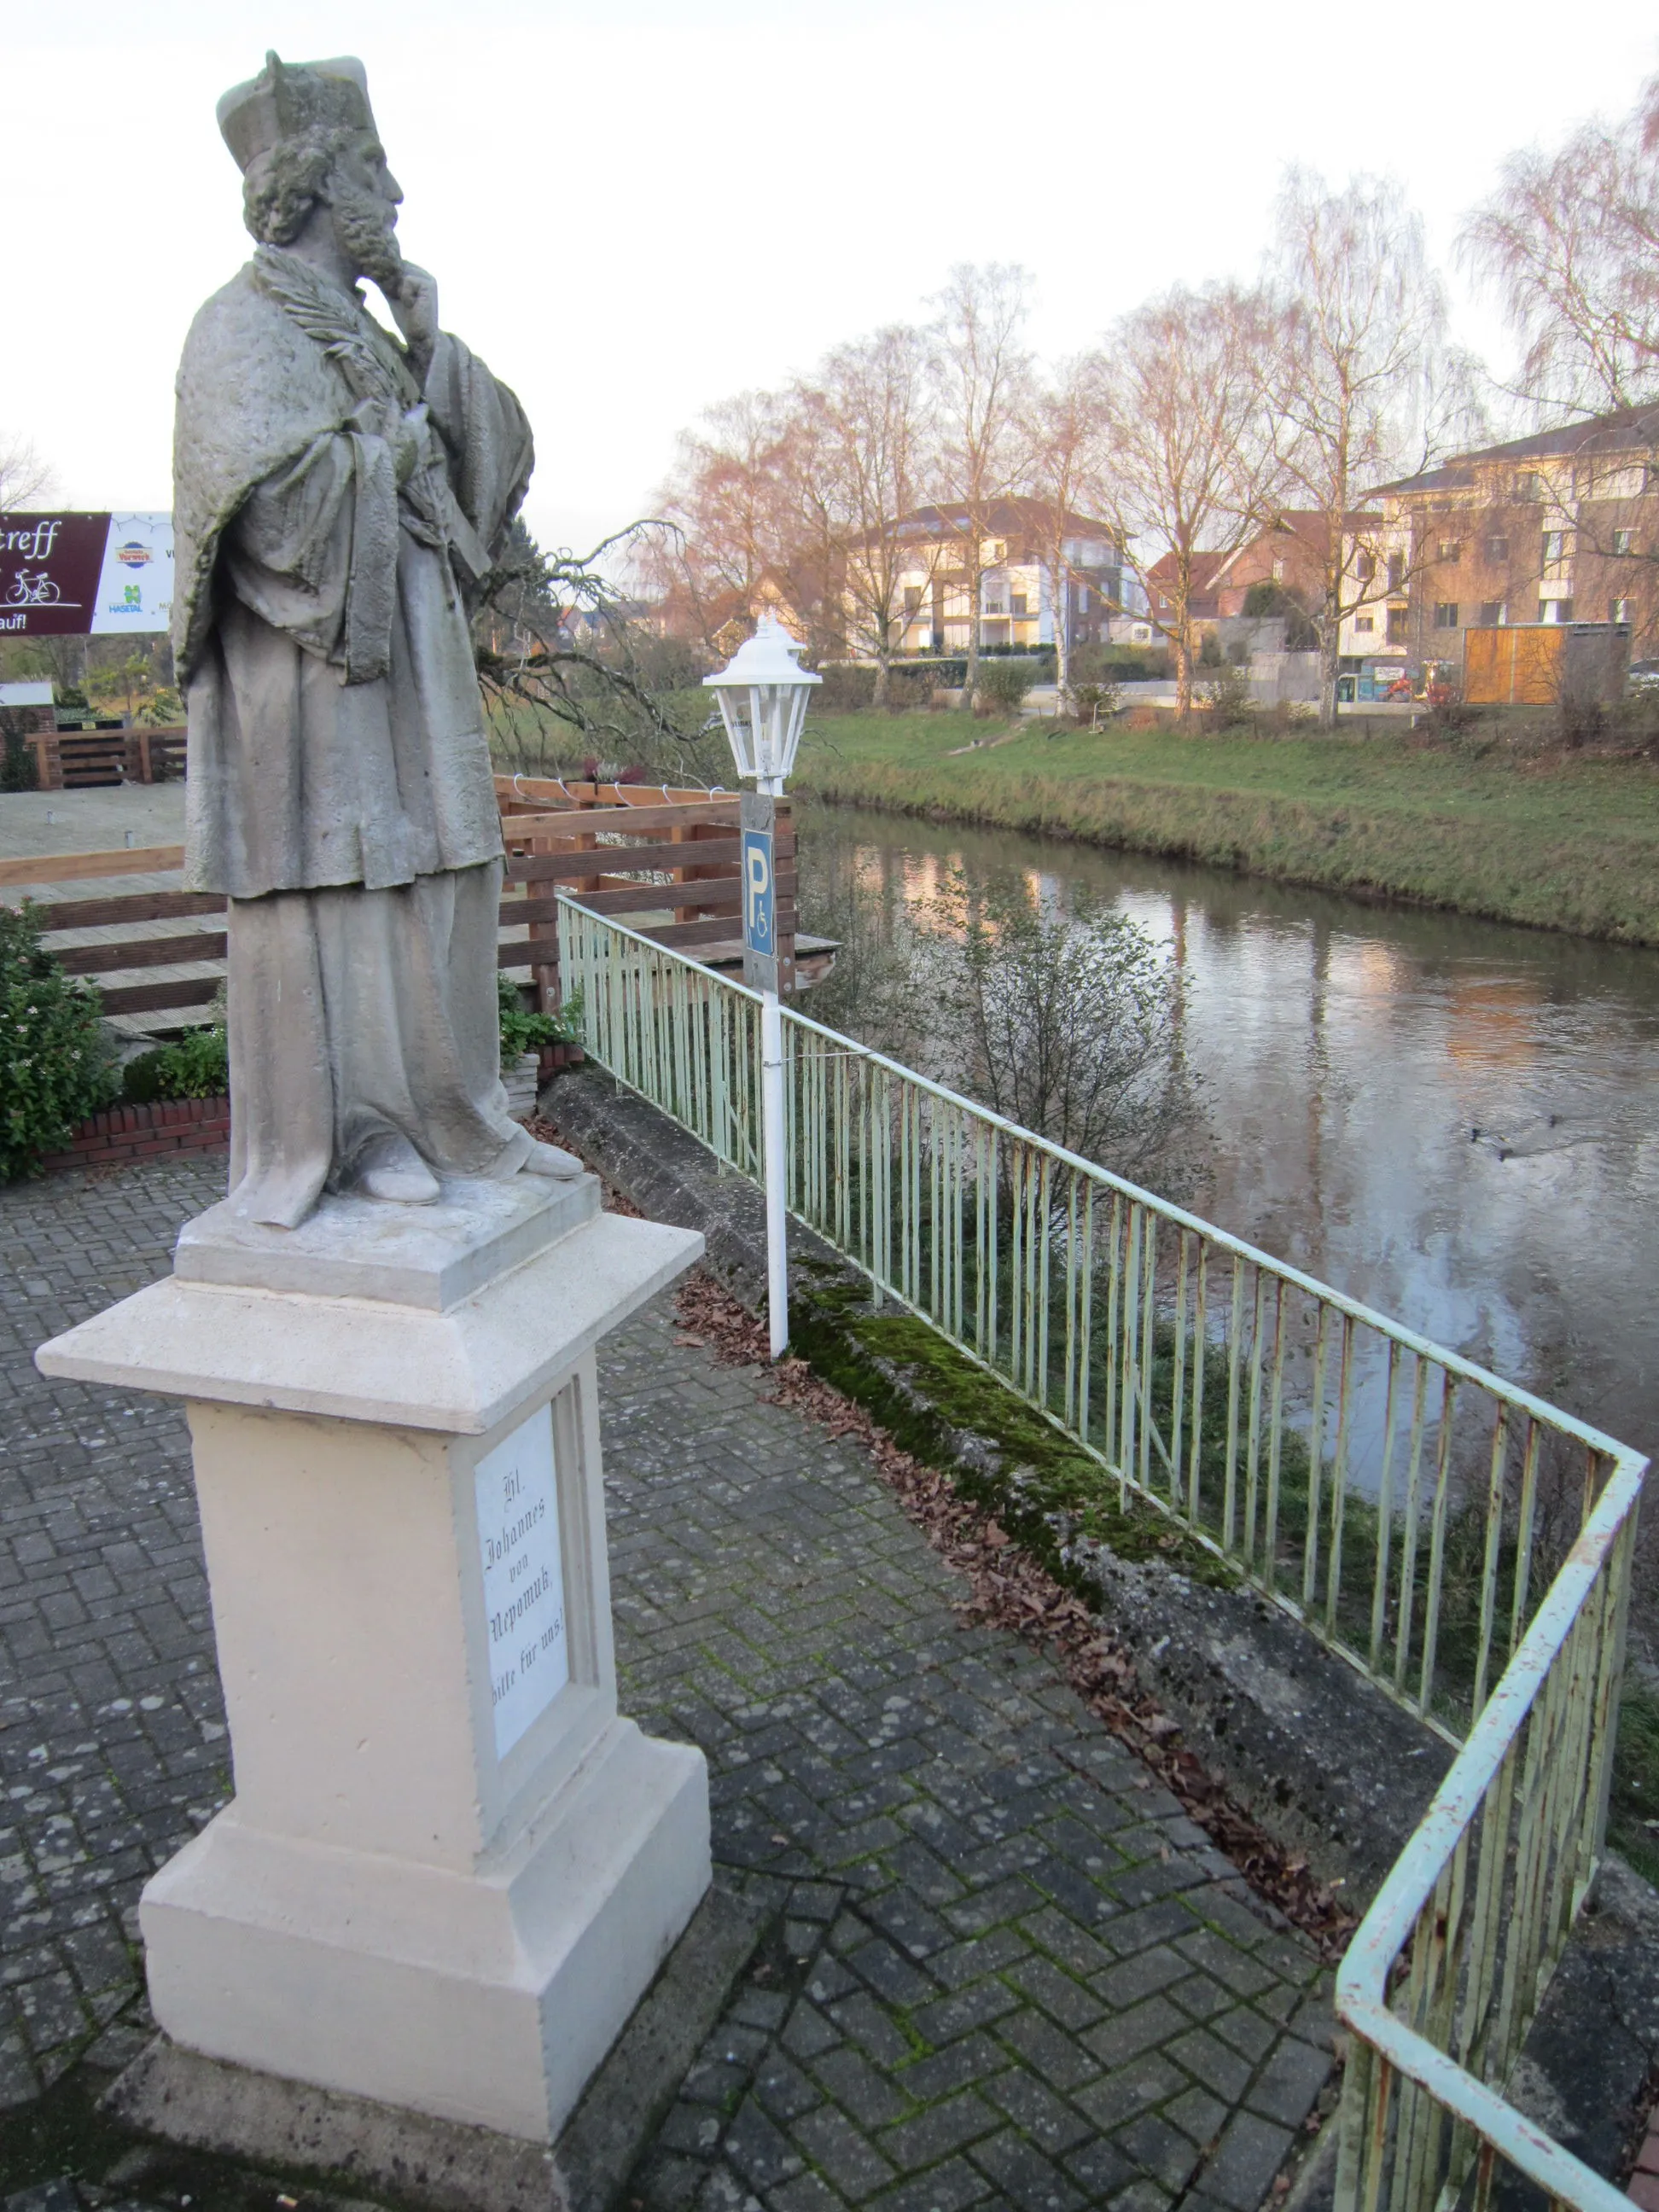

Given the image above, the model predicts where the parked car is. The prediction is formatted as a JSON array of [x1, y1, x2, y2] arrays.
[[1628, 659, 1659, 692]]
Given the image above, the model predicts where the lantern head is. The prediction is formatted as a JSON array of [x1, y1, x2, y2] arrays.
[[702, 611, 821, 791]]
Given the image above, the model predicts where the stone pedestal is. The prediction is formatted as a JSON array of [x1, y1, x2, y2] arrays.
[[35, 1173, 709, 2145]]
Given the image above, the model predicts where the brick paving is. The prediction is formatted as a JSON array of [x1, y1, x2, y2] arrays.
[[0, 1159, 1335, 2209]]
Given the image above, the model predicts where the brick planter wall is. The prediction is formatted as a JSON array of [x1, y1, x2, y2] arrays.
[[40, 1095, 230, 1174], [39, 1056, 582, 1173]]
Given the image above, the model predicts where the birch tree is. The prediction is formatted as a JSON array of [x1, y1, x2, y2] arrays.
[[928, 264, 1034, 696], [1462, 77, 1659, 415], [1023, 354, 1109, 699], [795, 324, 937, 707], [1093, 285, 1278, 719], [1264, 171, 1469, 726]]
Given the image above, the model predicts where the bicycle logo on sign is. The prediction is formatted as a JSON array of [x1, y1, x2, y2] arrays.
[[3, 571, 67, 608]]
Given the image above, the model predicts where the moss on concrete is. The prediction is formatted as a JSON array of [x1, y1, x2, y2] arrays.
[[787, 1273, 1235, 1598]]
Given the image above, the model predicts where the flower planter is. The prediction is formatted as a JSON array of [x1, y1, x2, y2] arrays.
[[40, 1093, 231, 1173]]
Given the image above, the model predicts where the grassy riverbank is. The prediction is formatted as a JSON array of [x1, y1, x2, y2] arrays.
[[792, 709, 1659, 945]]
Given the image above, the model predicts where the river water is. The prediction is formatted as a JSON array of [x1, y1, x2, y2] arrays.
[[797, 800, 1659, 1470]]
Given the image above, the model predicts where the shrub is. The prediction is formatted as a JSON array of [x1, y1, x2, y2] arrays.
[[0, 903, 119, 1177], [498, 972, 583, 1069], [0, 714, 38, 793], [1198, 664, 1255, 731], [1066, 679, 1121, 730], [1071, 641, 1173, 684], [122, 1023, 229, 1103], [884, 667, 939, 711], [815, 665, 878, 714], [1197, 628, 1225, 668], [975, 660, 1034, 713]]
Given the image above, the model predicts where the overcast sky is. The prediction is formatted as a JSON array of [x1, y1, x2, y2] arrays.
[[7, 0, 1656, 556]]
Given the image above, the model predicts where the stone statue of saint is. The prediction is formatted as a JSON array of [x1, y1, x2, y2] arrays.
[[172, 52, 580, 1228]]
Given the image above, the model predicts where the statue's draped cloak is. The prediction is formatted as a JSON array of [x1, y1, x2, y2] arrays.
[[172, 247, 537, 1225], [174, 247, 532, 900]]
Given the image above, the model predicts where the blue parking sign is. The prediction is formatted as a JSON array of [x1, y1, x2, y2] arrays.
[[742, 827, 775, 957]]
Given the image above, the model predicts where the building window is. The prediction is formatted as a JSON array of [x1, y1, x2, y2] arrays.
[[1437, 539, 1461, 563], [1539, 598, 1575, 623], [1611, 597, 1633, 624], [1613, 528, 1634, 556], [1478, 602, 1505, 626], [1077, 584, 1091, 612], [1387, 605, 1408, 644], [1356, 551, 1376, 582], [1353, 614, 1375, 633], [1542, 529, 1568, 566], [1272, 556, 1285, 583], [1485, 534, 1510, 562], [1433, 603, 1459, 630], [1387, 552, 1406, 591], [1010, 593, 1028, 618], [1515, 471, 1543, 501], [903, 585, 923, 614]]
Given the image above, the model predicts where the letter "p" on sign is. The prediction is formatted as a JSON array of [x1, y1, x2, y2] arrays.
[[742, 828, 775, 957]]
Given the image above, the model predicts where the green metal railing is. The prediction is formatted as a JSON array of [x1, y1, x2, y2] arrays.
[[559, 895, 1647, 2212]]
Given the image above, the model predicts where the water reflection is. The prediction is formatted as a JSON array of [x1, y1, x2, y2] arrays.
[[799, 800, 1659, 1468]]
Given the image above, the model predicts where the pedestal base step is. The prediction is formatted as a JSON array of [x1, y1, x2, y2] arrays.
[[102, 1883, 768, 2212]]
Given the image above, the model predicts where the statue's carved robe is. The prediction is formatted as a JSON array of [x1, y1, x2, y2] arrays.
[[172, 247, 534, 1226]]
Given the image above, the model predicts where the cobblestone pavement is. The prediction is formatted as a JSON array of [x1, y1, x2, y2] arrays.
[[0, 1160, 1334, 2210]]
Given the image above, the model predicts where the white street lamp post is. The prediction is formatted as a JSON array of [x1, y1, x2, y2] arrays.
[[704, 614, 821, 1359]]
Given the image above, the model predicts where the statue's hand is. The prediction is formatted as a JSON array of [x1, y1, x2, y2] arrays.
[[389, 265, 439, 367]]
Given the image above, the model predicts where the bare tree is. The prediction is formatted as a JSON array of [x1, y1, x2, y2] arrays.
[[1264, 171, 1472, 726], [797, 324, 938, 707], [928, 264, 1035, 697], [478, 523, 721, 783], [1092, 285, 1279, 719], [1022, 354, 1109, 700], [1462, 79, 1659, 416], [0, 434, 56, 512], [640, 392, 817, 650]]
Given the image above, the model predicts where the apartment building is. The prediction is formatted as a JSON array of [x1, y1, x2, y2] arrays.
[[1377, 406, 1659, 667], [879, 498, 1143, 660], [1144, 510, 1409, 667]]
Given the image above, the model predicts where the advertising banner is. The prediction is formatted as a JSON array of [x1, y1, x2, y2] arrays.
[[0, 512, 173, 638]]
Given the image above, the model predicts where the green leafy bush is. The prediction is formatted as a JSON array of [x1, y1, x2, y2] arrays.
[[814, 665, 878, 713], [0, 713, 38, 793], [975, 661, 1034, 713], [1071, 641, 1173, 684], [0, 903, 119, 1177], [122, 1023, 229, 1103], [1066, 679, 1121, 729], [1199, 664, 1256, 731], [498, 973, 583, 1068]]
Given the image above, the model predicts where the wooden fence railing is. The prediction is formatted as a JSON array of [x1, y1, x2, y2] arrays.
[[24, 725, 188, 791], [0, 777, 795, 1030], [495, 775, 795, 1009]]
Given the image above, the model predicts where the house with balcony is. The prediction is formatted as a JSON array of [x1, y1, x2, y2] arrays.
[[1376, 406, 1659, 667], [876, 498, 1142, 661], [1144, 511, 1405, 668]]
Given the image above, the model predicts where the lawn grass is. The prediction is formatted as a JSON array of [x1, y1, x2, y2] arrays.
[[792, 709, 1659, 945]]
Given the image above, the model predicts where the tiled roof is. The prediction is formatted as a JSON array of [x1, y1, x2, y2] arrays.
[[1377, 404, 1659, 496]]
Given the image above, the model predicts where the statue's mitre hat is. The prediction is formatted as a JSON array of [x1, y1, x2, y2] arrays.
[[216, 51, 375, 173]]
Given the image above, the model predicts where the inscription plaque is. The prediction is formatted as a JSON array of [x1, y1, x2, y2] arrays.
[[474, 1402, 568, 1757]]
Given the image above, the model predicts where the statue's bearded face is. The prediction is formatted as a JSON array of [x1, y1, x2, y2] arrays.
[[327, 132, 405, 295]]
